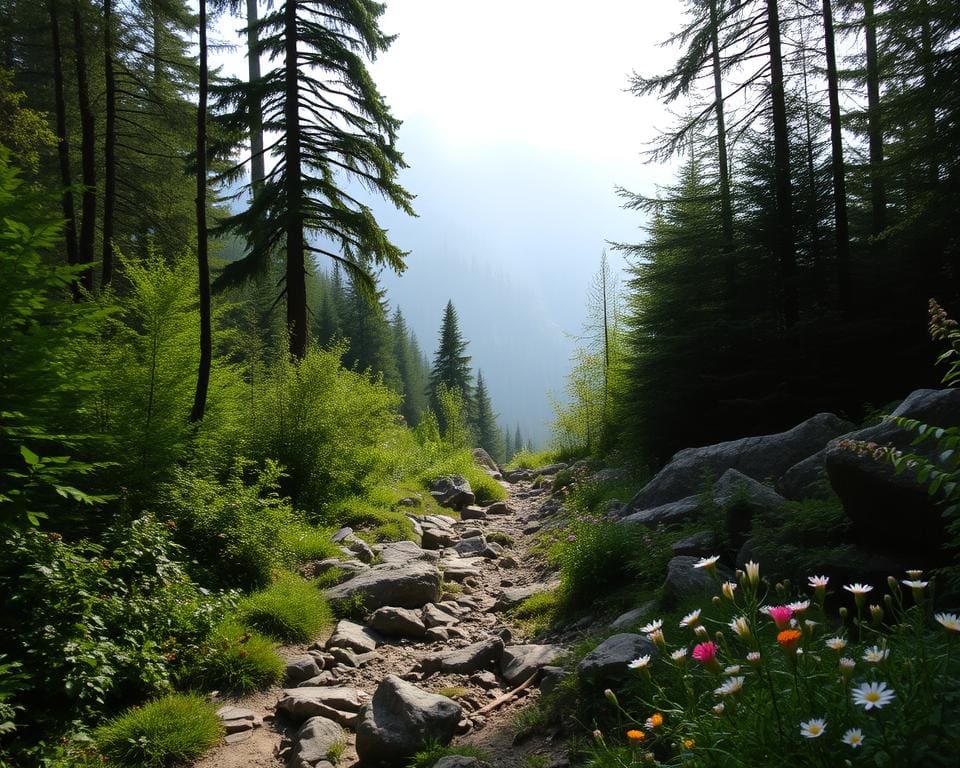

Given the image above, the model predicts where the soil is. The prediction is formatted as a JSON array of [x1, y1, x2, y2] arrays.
[[192, 477, 572, 768]]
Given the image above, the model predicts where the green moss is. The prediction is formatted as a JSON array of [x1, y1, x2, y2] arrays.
[[95, 694, 222, 768]]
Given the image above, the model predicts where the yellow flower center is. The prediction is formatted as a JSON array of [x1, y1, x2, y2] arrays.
[[865, 691, 880, 702]]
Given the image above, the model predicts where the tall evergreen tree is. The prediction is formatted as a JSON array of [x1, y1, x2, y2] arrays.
[[391, 308, 428, 426], [214, 0, 414, 359], [340, 274, 400, 390], [470, 370, 502, 460], [428, 300, 472, 426]]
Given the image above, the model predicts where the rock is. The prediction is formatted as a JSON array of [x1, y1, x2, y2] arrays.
[[224, 719, 254, 734], [369, 606, 428, 639], [577, 633, 658, 683], [325, 561, 441, 611], [485, 502, 513, 515], [437, 636, 505, 674], [499, 555, 518, 569], [531, 463, 568, 476], [430, 476, 476, 511], [286, 656, 322, 686], [299, 672, 339, 687], [624, 412, 851, 511], [470, 670, 500, 690], [713, 468, 787, 540], [346, 538, 375, 563], [662, 555, 731, 606], [330, 647, 362, 668], [472, 447, 502, 477], [620, 496, 701, 526], [777, 451, 833, 500], [423, 603, 460, 628], [217, 705, 256, 722], [300, 558, 368, 582], [609, 601, 657, 631], [461, 505, 488, 521], [670, 531, 718, 558], [522, 521, 542, 534], [276, 687, 368, 726], [457, 526, 485, 539], [539, 665, 570, 696], [439, 558, 483, 582], [500, 644, 565, 686], [502, 469, 532, 483], [493, 582, 557, 611], [331, 527, 354, 544], [482, 542, 504, 559], [453, 536, 487, 557], [824, 388, 960, 551], [425, 626, 450, 642], [355, 675, 461, 767], [326, 620, 380, 653], [422, 527, 458, 550], [375, 540, 439, 564], [288, 716, 345, 768], [225, 731, 252, 744], [395, 497, 421, 508], [433, 758, 481, 768]]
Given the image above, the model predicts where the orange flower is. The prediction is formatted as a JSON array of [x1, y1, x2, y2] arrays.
[[626, 729, 646, 745], [777, 628, 802, 651], [648, 713, 664, 728], [683, 739, 695, 749]]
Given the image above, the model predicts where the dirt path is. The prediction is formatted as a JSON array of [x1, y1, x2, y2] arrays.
[[194, 476, 569, 768]]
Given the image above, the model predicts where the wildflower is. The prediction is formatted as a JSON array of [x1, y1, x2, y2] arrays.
[[777, 629, 802, 652], [645, 713, 664, 729], [902, 579, 928, 590], [694, 624, 709, 638], [869, 604, 884, 625], [567, 534, 577, 542], [862, 645, 889, 663], [825, 637, 847, 651], [842, 728, 864, 748], [628, 655, 652, 670], [712, 702, 725, 715], [852, 681, 895, 710], [800, 718, 826, 739], [768, 605, 794, 630], [729, 616, 751, 640], [670, 648, 687, 663], [787, 599, 810, 613], [692, 641, 718, 669], [683, 739, 695, 749], [714, 676, 745, 696], [906, 569, 923, 580], [844, 583, 873, 606], [808, 574, 829, 589], [724, 664, 741, 675], [592, 729, 604, 744], [626, 729, 646, 745], [693, 554, 720, 571], [721, 581, 738, 600], [839, 657, 856, 681], [803, 619, 817, 636], [647, 627, 666, 648], [746, 651, 761, 665], [680, 609, 701, 628], [745, 560, 760, 586], [935, 612, 960, 632], [604, 688, 619, 706], [640, 619, 663, 634]]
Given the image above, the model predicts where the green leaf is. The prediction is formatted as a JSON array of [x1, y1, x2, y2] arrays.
[[19, 446, 39, 466]]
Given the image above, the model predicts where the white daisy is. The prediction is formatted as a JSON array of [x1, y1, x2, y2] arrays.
[[640, 618, 663, 634], [808, 575, 829, 589], [935, 613, 960, 632], [799, 718, 826, 739], [627, 655, 651, 670], [825, 637, 847, 651], [714, 676, 745, 697], [852, 681, 895, 710], [679, 609, 701, 628], [693, 554, 720, 570], [842, 728, 864, 748], [670, 648, 688, 662], [844, 582, 873, 596], [862, 645, 889, 663]]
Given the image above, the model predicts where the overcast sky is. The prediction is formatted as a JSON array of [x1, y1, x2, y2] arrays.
[[213, 0, 686, 443]]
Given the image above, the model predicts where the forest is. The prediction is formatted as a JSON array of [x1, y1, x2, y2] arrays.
[[1, 0, 959, 766]]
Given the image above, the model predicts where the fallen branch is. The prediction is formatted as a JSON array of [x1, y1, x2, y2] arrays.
[[473, 672, 539, 716]]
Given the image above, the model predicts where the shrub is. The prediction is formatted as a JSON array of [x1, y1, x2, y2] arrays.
[[583, 559, 960, 767], [182, 620, 283, 694], [237, 572, 332, 642], [95, 693, 221, 768]]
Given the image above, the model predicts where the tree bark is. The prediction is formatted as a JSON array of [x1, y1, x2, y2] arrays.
[[72, 0, 96, 291], [284, 0, 308, 359], [246, 0, 265, 190], [191, 0, 211, 422], [48, 0, 80, 289], [863, 0, 886, 243], [822, 0, 852, 316], [766, 0, 798, 326], [102, 0, 117, 286], [709, 0, 736, 304]]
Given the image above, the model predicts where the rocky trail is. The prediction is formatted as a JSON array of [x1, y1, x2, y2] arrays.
[[193, 470, 573, 768]]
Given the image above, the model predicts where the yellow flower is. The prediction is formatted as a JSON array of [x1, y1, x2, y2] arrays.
[[683, 739, 695, 749]]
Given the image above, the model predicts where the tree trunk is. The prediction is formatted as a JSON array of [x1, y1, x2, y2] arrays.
[[102, 0, 117, 286], [709, 0, 735, 304], [191, 0, 211, 422], [822, 0, 852, 316], [863, 0, 886, 242], [246, 0, 265, 190], [766, 0, 798, 326], [284, 0, 308, 359], [48, 0, 79, 289], [72, 0, 96, 291]]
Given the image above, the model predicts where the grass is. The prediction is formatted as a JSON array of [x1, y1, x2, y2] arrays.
[[184, 619, 283, 694], [327, 740, 346, 762], [329, 496, 419, 543], [511, 589, 560, 637], [505, 449, 560, 470], [407, 741, 488, 768], [95, 693, 222, 768], [237, 571, 333, 642], [415, 449, 507, 504], [487, 531, 514, 547], [280, 522, 341, 563]]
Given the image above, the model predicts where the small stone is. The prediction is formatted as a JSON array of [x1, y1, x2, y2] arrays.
[[347, 538, 375, 563], [224, 719, 254, 734], [470, 670, 500, 689], [425, 627, 450, 642], [485, 502, 513, 515], [217, 706, 256, 721], [481, 542, 503, 559], [326, 619, 381, 653], [225, 731, 252, 744], [286, 656, 322, 686], [330, 646, 361, 667], [423, 603, 459, 627], [499, 555, 519, 569], [331, 526, 354, 543], [461, 506, 487, 521], [369, 606, 427, 638]]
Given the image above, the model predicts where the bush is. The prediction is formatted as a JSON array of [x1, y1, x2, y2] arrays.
[[182, 620, 283, 694], [95, 693, 221, 768], [237, 572, 332, 643], [159, 460, 296, 590]]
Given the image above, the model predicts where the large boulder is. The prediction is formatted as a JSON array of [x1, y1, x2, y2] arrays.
[[472, 448, 502, 479], [825, 388, 960, 551], [577, 634, 657, 683], [500, 644, 565, 686], [288, 716, 345, 768], [355, 676, 461, 767], [777, 451, 833, 500], [368, 606, 428, 639], [425, 636, 505, 675], [276, 687, 368, 727], [325, 561, 441, 611], [430, 476, 476, 511], [624, 412, 850, 512], [620, 496, 701, 527], [713, 469, 787, 541], [326, 620, 380, 654], [375, 540, 439, 564]]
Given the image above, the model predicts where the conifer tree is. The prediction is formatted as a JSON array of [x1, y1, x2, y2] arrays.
[[470, 370, 502, 460], [503, 425, 513, 462], [392, 308, 428, 426], [514, 425, 522, 457], [429, 300, 472, 427]]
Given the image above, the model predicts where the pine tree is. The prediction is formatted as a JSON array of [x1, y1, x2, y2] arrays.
[[470, 370, 502, 460], [392, 308, 428, 426], [514, 425, 522, 457], [429, 300, 472, 428], [214, 0, 414, 359], [340, 274, 400, 390], [502, 425, 513, 462]]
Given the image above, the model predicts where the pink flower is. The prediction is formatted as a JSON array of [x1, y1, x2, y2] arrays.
[[691, 641, 718, 665], [767, 605, 794, 630]]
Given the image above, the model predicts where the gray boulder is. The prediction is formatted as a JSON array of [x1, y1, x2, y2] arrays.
[[662, 555, 730, 607], [713, 469, 787, 540], [288, 716, 344, 768], [355, 676, 461, 767], [577, 634, 657, 683], [485, 501, 513, 516], [375, 540, 439, 564], [539, 666, 570, 696], [461, 505, 488, 521], [422, 527, 458, 550], [620, 496, 701, 527], [472, 448, 502, 479], [325, 561, 441, 611], [276, 687, 368, 727], [500, 644, 565, 686], [670, 531, 718, 558], [453, 536, 487, 557], [326, 620, 380, 654], [430, 476, 476, 511], [825, 389, 960, 551], [624, 412, 851, 512], [609, 601, 657, 631], [777, 451, 833, 500], [427, 636, 504, 674], [422, 603, 460, 628], [369, 606, 427, 639], [286, 656, 322, 686]]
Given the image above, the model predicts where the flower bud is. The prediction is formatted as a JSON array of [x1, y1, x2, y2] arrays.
[[712, 595, 721, 605], [869, 604, 884, 626], [839, 606, 848, 620], [592, 729, 604, 744], [604, 688, 618, 707]]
